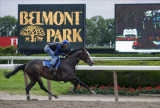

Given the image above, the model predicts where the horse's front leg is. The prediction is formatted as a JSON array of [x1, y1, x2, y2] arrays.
[[75, 77, 96, 95], [71, 79, 79, 93]]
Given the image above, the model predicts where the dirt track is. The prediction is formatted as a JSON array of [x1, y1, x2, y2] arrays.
[[0, 100, 160, 108], [0, 92, 160, 108]]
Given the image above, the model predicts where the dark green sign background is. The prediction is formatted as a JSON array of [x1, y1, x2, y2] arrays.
[[18, 4, 86, 50]]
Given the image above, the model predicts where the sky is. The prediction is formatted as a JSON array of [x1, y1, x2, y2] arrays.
[[0, 0, 160, 19]]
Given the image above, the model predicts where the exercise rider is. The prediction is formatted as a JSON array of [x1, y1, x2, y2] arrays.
[[44, 40, 70, 73]]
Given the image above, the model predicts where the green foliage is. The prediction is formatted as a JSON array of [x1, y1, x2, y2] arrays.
[[86, 47, 114, 49], [86, 16, 114, 46], [155, 54, 160, 57], [73, 85, 160, 96], [91, 54, 155, 57], [31, 54, 48, 56], [76, 70, 160, 88], [0, 16, 18, 36], [79, 60, 160, 66], [0, 46, 17, 54]]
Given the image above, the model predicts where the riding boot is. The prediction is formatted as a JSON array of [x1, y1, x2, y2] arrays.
[[49, 64, 55, 72], [50, 65, 56, 75], [53, 67, 56, 76], [49, 65, 57, 80], [53, 66, 57, 80]]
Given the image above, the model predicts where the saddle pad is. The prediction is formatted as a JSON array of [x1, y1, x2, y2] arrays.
[[43, 58, 60, 68], [43, 60, 51, 67]]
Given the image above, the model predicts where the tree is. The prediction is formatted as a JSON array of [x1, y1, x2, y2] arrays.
[[87, 16, 105, 46], [0, 16, 18, 36], [86, 18, 95, 46], [11, 23, 18, 36], [86, 35, 94, 45], [104, 19, 115, 44], [86, 16, 115, 46]]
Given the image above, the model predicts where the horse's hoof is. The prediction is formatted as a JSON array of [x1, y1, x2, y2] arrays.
[[54, 96, 59, 99], [27, 96, 30, 100]]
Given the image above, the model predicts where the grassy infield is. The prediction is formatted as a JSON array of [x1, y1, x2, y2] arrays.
[[0, 69, 71, 96], [0, 60, 159, 96]]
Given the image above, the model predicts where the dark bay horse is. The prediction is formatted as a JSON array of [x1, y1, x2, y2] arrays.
[[4, 47, 96, 100]]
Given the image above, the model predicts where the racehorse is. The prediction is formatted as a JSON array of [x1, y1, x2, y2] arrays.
[[4, 47, 96, 100]]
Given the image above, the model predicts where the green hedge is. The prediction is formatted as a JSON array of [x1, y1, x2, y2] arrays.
[[1, 46, 160, 57], [76, 70, 160, 88], [0, 46, 17, 55], [91, 54, 160, 57]]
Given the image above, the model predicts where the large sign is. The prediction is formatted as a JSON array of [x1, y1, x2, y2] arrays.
[[115, 4, 160, 53], [18, 4, 86, 50]]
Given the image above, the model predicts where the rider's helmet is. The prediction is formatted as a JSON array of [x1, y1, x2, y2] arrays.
[[63, 40, 69, 45]]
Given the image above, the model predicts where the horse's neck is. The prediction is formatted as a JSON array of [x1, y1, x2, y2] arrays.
[[62, 57, 79, 68], [64, 50, 81, 67], [70, 50, 81, 58]]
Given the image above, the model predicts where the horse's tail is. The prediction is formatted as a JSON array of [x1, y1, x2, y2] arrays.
[[4, 64, 26, 79]]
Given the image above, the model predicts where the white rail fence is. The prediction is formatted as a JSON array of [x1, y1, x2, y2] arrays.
[[0, 56, 160, 65], [1, 64, 160, 70], [0, 64, 160, 101]]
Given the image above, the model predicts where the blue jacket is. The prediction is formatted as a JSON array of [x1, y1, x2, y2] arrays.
[[54, 44, 65, 56], [48, 42, 65, 56]]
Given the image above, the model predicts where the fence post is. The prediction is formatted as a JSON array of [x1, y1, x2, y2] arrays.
[[47, 80, 52, 100], [8, 59, 10, 71], [11, 58, 13, 71], [24, 72, 29, 100], [113, 70, 119, 101]]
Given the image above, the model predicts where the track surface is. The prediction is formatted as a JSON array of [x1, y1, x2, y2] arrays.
[[0, 92, 160, 108]]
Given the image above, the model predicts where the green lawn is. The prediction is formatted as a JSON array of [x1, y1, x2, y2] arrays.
[[0, 69, 72, 96], [79, 60, 160, 65]]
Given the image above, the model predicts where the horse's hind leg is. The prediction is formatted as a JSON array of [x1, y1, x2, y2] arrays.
[[26, 81, 36, 100], [37, 76, 58, 99], [26, 73, 37, 100]]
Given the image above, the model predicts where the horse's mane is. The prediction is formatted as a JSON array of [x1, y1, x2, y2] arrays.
[[67, 48, 82, 55]]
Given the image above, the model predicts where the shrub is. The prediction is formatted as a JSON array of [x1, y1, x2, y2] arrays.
[[91, 54, 155, 57], [72, 85, 160, 96], [76, 70, 160, 88], [0, 46, 17, 54]]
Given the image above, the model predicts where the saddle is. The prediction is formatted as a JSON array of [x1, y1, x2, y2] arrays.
[[43, 57, 60, 70]]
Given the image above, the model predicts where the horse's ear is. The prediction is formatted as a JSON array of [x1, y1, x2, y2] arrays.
[[81, 47, 85, 51]]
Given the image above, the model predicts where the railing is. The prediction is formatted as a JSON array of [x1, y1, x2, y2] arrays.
[[1, 64, 160, 101], [0, 56, 160, 65]]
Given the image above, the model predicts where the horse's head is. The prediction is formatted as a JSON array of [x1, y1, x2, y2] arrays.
[[78, 47, 94, 66], [67, 47, 94, 66]]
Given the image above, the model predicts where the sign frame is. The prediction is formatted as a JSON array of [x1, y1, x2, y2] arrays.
[[18, 4, 86, 51]]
